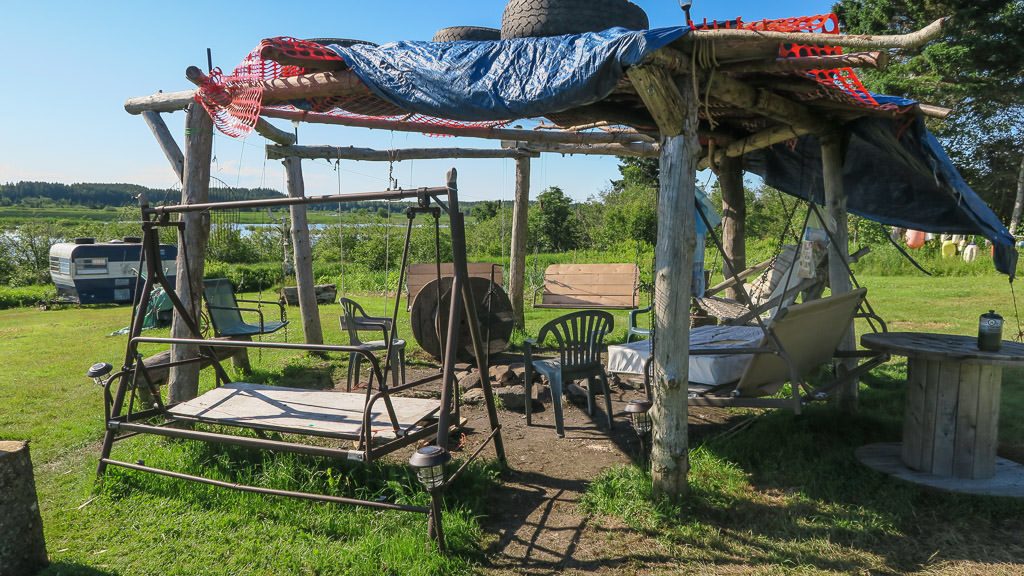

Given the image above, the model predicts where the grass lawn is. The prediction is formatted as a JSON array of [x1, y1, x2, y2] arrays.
[[1, 273, 1022, 574]]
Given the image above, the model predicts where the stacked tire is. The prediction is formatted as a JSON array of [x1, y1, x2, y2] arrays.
[[500, 0, 649, 39], [432, 26, 502, 42]]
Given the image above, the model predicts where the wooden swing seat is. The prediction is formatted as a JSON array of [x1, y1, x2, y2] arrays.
[[406, 263, 503, 308], [534, 263, 640, 310], [168, 382, 441, 442]]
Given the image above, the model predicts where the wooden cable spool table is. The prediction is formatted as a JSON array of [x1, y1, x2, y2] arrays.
[[858, 332, 1024, 495]]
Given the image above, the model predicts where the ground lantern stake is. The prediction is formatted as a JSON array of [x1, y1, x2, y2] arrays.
[[409, 446, 452, 552]]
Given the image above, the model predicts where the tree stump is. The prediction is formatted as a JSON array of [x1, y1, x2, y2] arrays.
[[0, 441, 48, 576]]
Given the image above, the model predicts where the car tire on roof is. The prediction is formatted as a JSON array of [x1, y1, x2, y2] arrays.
[[432, 26, 502, 42], [500, 0, 649, 39]]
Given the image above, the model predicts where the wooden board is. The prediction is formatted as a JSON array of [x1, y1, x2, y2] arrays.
[[538, 264, 639, 309], [168, 383, 440, 441], [407, 263, 502, 305], [856, 443, 1024, 499], [861, 332, 1024, 367]]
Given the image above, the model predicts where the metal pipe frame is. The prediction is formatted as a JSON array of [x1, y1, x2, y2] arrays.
[[143, 186, 450, 216], [98, 171, 508, 552]]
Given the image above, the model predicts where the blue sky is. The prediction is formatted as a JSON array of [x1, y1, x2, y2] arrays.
[[1, 0, 836, 202]]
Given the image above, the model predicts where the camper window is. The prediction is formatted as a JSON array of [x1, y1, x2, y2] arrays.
[[75, 258, 108, 275], [49, 257, 71, 275]]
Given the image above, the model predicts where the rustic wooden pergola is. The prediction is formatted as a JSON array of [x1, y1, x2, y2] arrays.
[[124, 17, 950, 498]]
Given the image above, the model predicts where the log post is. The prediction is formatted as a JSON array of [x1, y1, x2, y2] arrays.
[[169, 104, 214, 403], [509, 156, 531, 329], [1010, 155, 1024, 237], [718, 155, 746, 302], [821, 131, 858, 413], [629, 65, 698, 501], [0, 441, 48, 576], [283, 157, 324, 346], [141, 111, 185, 182]]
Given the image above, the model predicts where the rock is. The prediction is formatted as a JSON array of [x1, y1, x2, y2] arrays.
[[565, 382, 589, 404], [497, 385, 535, 411], [458, 370, 482, 391], [489, 364, 519, 387], [461, 388, 485, 405], [507, 362, 526, 378]]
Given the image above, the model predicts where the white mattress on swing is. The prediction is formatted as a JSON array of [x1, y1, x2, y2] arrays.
[[607, 325, 765, 386], [168, 382, 441, 440]]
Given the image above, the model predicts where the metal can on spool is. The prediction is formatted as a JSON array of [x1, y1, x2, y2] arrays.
[[977, 310, 1003, 352]]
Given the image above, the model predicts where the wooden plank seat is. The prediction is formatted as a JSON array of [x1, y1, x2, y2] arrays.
[[168, 382, 441, 442], [534, 263, 640, 310], [407, 263, 503, 309]]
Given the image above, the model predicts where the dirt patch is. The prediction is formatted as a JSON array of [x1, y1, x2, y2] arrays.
[[442, 362, 745, 575]]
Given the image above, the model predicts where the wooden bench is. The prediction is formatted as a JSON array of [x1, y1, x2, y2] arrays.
[[534, 264, 640, 310], [407, 263, 503, 309]]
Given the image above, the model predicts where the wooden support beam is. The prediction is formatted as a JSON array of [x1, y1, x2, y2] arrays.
[[636, 70, 699, 501], [701, 124, 816, 169], [643, 46, 691, 76], [125, 90, 195, 115], [169, 104, 214, 403], [710, 75, 819, 130], [260, 108, 654, 145], [141, 111, 185, 182], [509, 157, 530, 329], [719, 51, 889, 74], [718, 155, 746, 302], [267, 144, 537, 161], [686, 17, 947, 51], [821, 131, 857, 414], [503, 140, 660, 158], [260, 70, 376, 103], [918, 103, 953, 120], [627, 65, 688, 137], [283, 157, 324, 347]]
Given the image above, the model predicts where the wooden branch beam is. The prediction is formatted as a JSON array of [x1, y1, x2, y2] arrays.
[[627, 65, 688, 136], [700, 124, 817, 168], [260, 108, 655, 145], [710, 75, 818, 130], [719, 51, 889, 74], [260, 70, 376, 103], [141, 111, 185, 182], [503, 140, 660, 158], [686, 17, 947, 51], [643, 46, 691, 76], [266, 144, 537, 161], [125, 90, 195, 115], [918, 103, 953, 119]]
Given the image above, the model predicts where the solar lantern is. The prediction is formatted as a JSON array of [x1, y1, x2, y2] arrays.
[[409, 445, 451, 491], [625, 399, 653, 436], [86, 362, 113, 386]]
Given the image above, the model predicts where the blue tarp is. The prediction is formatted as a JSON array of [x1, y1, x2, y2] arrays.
[[323, 28, 1018, 276]]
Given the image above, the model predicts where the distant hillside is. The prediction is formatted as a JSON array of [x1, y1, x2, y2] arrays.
[[0, 181, 501, 215], [0, 181, 284, 209]]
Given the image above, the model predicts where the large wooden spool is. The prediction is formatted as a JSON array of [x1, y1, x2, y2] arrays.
[[0, 441, 48, 576], [410, 277, 514, 361]]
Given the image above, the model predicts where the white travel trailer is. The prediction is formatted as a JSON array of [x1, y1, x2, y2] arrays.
[[49, 237, 177, 304]]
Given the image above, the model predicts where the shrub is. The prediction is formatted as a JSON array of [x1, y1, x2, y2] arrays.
[[0, 285, 54, 309]]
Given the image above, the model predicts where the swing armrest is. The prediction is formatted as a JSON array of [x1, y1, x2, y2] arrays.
[[705, 260, 773, 297], [209, 305, 267, 332], [237, 298, 287, 322]]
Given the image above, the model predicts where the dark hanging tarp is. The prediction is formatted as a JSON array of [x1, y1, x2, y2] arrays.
[[324, 28, 1017, 275], [742, 114, 1018, 275]]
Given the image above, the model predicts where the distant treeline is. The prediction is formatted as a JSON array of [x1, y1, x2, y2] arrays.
[[0, 181, 494, 215], [0, 181, 283, 208]]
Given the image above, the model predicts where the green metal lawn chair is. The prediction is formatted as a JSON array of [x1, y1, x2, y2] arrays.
[[202, 278, 288, 338]]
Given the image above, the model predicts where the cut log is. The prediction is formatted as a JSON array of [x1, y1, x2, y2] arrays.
[[503, 140, 660, 158], [684, 17, 947, 51], [719, 51, 889, 74], [0, 441, 48, 576], [281, 284, 337, 306], [142, 339, 244, 387], [718, 154, 746, 302]]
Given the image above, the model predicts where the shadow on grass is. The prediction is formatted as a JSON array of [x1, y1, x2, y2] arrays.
[[38, 562, 119, 576], [579, 366, 1024, 573]]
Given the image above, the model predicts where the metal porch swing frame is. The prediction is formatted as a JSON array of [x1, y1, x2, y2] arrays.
[[93, 169, 506, 549]]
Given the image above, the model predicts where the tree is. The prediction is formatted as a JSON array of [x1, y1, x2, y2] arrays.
[[534, 186, 582, 252], [834, 0, 1024, 223]]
